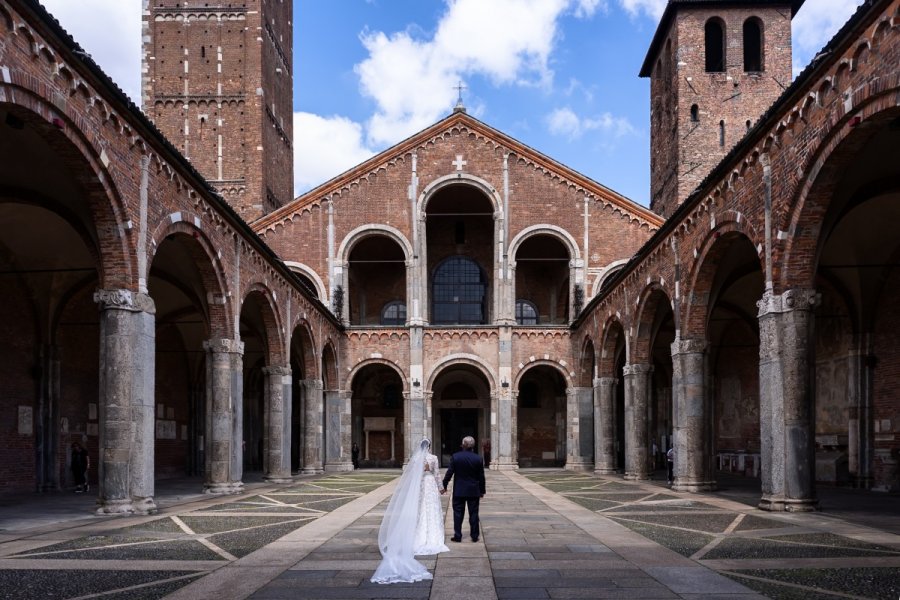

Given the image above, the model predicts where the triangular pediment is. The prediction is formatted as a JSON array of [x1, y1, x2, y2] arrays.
[[253, 111, 661, 233]]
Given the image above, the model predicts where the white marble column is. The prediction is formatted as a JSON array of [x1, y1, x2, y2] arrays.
[[94, 289, 156, 514]]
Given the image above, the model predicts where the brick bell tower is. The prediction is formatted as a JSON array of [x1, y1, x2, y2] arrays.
[[142, 0, 293, 222], [641, 0, 804, 218]]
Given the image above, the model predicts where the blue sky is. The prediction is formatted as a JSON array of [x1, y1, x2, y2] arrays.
[[42, 0, 863, 207]]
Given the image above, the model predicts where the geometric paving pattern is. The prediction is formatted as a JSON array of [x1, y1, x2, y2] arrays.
[[526, 471, 900, 600], [0, 472, 395, 600]]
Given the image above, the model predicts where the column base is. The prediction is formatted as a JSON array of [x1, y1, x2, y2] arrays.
[[263, 476, 294, 484], [132, 496, 158, 515], [624, 472, 651, 481], [492, 463, 519, 471], [204, 482, 244, 495], [594, 468, 618, 475], [324, 462, 354, 473], [672, 479, 717, 492], [96, 498, 137, 515], [301, 467, 324, 475], [565, 460, 594, 472]]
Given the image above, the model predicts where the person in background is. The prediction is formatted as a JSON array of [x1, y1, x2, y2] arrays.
[[666, 446, 675, 485], [352, 442, 360, 469], [482, 438, 491, 469], [71, 441, 90, 493]]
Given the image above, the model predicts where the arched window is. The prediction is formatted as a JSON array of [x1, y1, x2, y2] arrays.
[[705, 18, 726, 72], [690, 104, 699, 122], [381, 301, 406, 326], [432, 256, 487, 325], [719, 120, 726, 146], [515, 300, 539, 326], [743, 18, 763, 72]]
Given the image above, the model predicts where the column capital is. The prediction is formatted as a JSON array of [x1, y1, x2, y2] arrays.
[[671, 337, 706, 355], [757, 288, 820, 317], [623, 363, 653, 376], [302, 378, 324, 390], [94, 288, 155, 314], [595, 377, 617, 388], [262, 365, 292, 377], [203, 338, 245, 355]]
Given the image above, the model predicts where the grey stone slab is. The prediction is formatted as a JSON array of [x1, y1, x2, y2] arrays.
[[566, 544, 611, 553], [489, 551, 534, 560], [435, 557, 491, 576], [429, 575, 497, 600], [643, 566, 756, 594], [496, 588, 551, 599], [546, 588, 678, 599]]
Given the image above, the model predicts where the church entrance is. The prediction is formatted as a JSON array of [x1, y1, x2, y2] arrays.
[[430, 363, 492, 468], [440, 408, 478, 462]]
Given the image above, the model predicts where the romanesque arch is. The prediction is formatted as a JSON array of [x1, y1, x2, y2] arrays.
[[510, 228, 577, 325], [339, 226, 410, 326], [284, 261, 327, 302], [596, 317, 627, 473], [515, 361, 570, 468], [350, 361, 406, 467], [427, 358, 495, 466], [289, 319, 317, 473]]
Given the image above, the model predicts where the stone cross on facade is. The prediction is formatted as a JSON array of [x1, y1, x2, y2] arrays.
[[453, 154, 467, 171]]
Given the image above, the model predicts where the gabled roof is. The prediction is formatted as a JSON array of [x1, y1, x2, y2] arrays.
[[253, 110, 663, 232], [639, 0, 806, 77]]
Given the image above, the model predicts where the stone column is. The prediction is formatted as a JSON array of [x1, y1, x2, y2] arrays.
[[36, 344, 60, 491], [565, 387, 594, 470], [263, 365, 292, 483], [495, 325, 516, 469], [324, 389, 353, 472], [407, 390, 427, 461], [94, 289, 156, 514], [301, 378, 324, 474], [203, 338, 244, 494], [623, 364, 652, 480], [594, 377, 617, 474], [758, 289, 818, 511], [670, 338, 715, 492]]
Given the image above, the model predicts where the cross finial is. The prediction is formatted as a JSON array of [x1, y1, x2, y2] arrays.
[[453, 80, 467, 113]]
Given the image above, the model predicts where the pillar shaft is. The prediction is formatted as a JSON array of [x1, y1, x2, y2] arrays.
[[302, 379, 324, 474], [565, 386, 594, 470], [263, 365, 292, 482], [594, 377, 617, 474], [203, 338, 244, 494], [94, 289, 156, 514], [671, 338, 715, 492], [758, 289, 819, 511], [325, 389, 353, 472], [623, 364, 652, 480]]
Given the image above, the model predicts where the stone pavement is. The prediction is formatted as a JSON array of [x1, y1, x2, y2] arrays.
[[1, 470, 899, 599]]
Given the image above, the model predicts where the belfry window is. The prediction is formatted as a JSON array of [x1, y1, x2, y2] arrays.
[[743, 18, 763, 72], [432, 256, 487, 325], [705, 18, 726, 72], [719, 120, 726, 146], [690, 104, 699, 122]]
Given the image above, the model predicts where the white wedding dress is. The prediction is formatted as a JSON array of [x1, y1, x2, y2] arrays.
[[414, 453, 450, 556], [371, 439, 449, 584]]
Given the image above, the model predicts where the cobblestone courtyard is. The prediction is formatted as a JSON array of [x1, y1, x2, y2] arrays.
[[1, 470, 899, 599]]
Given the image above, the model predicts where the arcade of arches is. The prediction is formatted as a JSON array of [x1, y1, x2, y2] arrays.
[[0, 0, 898, 518]]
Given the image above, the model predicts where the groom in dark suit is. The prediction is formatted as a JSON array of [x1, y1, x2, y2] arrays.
[[441, 435, 486, 542]]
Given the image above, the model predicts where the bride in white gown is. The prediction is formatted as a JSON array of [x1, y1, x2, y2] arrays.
[[371, 438, 449, 584]]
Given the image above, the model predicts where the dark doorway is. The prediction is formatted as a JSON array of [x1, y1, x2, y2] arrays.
[[441, 408, 478, 466]]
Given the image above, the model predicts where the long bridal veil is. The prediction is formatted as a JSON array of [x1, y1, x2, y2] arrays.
[[371, 438, 433, 584]]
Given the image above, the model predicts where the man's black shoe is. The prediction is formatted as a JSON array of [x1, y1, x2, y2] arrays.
[[471, 537, 479, 542], [450, 537, 462, 543]]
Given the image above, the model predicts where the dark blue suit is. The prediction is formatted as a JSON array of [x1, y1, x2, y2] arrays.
[[442, 448, 486, 541]]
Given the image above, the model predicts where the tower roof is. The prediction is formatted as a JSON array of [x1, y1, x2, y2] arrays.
[[639, 0, 805, 77]]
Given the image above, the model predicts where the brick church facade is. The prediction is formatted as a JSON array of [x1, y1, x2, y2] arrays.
[[0, 0, 897, 515]]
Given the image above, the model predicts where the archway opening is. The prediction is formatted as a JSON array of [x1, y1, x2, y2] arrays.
[[239, 291, 273, 473], [348, 235, 406, 326], [351, 364, 404, 467], [515, 234, 571, 324], [431, 364, 491, 466], [517, 365, 567, 467], [289, 324, 315, 472], [638, 290, 675, 476], [426, 184, 494, 324], [149, 233, 217, 480]]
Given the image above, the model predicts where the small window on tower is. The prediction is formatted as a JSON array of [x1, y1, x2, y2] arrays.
[[705, 18, 726, 73], [201, 46, 205, 58], [690, 104, 699, 122], [719, 120, 726, 146], [743, 18, 764, 72]]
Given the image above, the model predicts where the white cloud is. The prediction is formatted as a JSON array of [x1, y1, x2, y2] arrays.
[[354, 0, 601, 146], [39, 0, 141, 102], [618, 0, 666, 21], [792, 0, 864, 77], [293, 112, 375, 195], [546, 107, 635, 140]]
